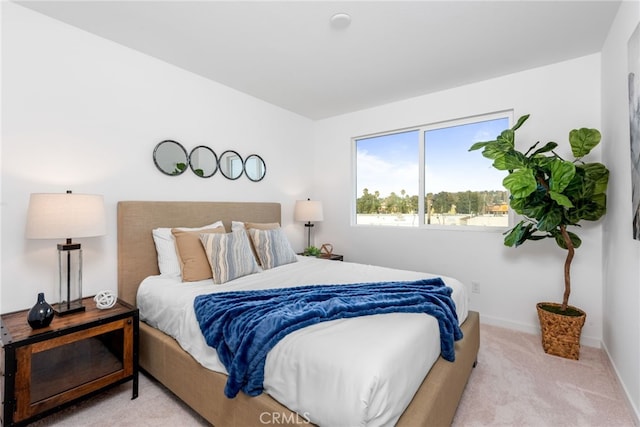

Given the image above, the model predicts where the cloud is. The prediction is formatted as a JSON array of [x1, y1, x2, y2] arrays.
[[357, 149, 418, 197]]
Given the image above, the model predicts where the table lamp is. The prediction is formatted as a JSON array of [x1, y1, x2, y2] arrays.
[[294, 199, 323, 249], [26, 191, 107, 315]]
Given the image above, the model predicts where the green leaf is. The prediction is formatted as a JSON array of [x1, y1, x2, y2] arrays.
[[530, 141, 558, 156], [590, 193, 607, 219], [549, 191, 574, 208], [511, 114, 529, 131], [581, 163, 609, 195], [509, 186, 547, 219], [508, 195, 527, 215], [469, 140, 491, 151], [529, 155, 555, 169], [497, 129, 515, 149], [481, 141, 512, 160], [571, 194, 607, 221], [562, 168, 587, 199], [569, 128, 601, 158], [537, 207, 563, 232], [569, 232, 583, 249], [492, 151, 527, 170], [503, 221, 531, 247], [553, 230, 582, 250], [503, 220, 548, 247], [549, 159, 576, 193], [503, 168, 537, 198]]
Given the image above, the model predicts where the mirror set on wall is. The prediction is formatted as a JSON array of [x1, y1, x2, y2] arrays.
[[153, 140, 266, 182]]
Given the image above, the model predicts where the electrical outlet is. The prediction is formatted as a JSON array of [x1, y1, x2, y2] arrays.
[[471, 281, 480, 294]]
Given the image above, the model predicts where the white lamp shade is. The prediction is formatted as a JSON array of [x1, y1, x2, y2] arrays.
[[294, 200, 323, 222], [26, 193, 107, 239]]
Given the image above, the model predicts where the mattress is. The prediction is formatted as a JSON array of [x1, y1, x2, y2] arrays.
[[137, 256, 468, 426]]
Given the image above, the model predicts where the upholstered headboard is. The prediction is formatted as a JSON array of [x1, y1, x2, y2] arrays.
[[117, 201, 281, 306]]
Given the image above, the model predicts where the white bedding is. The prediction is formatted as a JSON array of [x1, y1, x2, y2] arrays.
[[137, 256, 468, 427]]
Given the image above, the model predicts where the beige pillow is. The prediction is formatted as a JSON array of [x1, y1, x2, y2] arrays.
[[244, 222, 281, 230], [152, 221, 223, 275], [172, 226, 225, 282]]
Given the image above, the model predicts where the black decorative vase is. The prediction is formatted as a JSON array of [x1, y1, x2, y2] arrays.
[[27, 293, 54, 329]]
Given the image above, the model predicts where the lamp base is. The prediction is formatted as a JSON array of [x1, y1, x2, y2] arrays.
[[304, 222, 314, 248], [56, 241, 84, 316], [54, 300, 85, 316]]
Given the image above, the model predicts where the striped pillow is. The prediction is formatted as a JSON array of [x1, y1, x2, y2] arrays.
[[249, 227, 298, 270], [200, 230, 259, 284]]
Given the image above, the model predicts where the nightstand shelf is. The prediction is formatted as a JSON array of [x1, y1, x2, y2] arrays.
[[1, 297, 138, 426]]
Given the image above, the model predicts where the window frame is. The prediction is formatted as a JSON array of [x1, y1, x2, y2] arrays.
[[352, 110, 514, 231]]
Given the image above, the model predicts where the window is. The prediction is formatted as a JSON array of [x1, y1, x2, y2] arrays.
[[355, 112, 511, 228]]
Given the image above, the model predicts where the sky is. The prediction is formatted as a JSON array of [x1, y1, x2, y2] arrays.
[[356, 117, 509, 198]]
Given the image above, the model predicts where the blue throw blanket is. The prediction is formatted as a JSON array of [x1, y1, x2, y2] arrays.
[[194, 278, 462, 398]]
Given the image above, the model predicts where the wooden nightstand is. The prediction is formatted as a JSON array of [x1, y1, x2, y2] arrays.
[[299, 253, 344, 261], [318, 254, 344, 261], [0, 297, 138, 426]]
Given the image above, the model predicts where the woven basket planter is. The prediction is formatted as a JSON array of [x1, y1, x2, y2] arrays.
[[536, 302, 586, 360]]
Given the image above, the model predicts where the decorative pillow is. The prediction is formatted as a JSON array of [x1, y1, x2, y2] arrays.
[[200, 230, 260, 284], [152, 221, 224, 275], [231, 221, 281, 264], [172, 227, 225, 282], [249, 227, 298, 270]]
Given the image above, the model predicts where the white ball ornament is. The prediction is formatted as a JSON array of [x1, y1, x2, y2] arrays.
[[94, 290, 117, 309]]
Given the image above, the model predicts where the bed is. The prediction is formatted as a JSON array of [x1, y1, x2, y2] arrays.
[[117, 201, 480, 426]]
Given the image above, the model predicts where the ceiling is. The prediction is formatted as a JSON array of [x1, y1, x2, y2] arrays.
[[15, 1, 621, 120]]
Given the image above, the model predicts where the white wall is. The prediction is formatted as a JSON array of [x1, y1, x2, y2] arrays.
[[1, 3, 314, 313], [313, 54, 605, 346], [601, 0, 640, 419]]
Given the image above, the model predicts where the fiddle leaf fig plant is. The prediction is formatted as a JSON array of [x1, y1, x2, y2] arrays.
[[469, 114, 609, 312]]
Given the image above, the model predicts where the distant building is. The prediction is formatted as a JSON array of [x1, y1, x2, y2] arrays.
[[486, 203, 509, 214]]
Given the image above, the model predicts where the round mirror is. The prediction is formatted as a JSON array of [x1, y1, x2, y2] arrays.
[[244, 154, 266, 182], [189, 146, 218, 178], [219, 150, 244, 180], [153, 140, 188, 176]]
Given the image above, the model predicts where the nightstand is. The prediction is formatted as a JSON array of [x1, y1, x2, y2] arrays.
[[299, 253, 344, 261], [318, 254, 344, 261], [1, 297, 138, 426]]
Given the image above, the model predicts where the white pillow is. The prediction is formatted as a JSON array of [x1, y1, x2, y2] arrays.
[[152, 221, 223, 275]]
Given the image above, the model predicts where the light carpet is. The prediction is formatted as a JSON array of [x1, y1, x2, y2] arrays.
[[452, 324, 636, 427], [29, 323, 637, 426]]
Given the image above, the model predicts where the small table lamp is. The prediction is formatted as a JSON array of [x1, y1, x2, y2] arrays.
[[26, 191, 106, 315], [294, 199, 323, 249]]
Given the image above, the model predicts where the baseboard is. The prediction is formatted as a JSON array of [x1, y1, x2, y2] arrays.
[[479, 313, 601, 348], [601, 341, 640, 426]]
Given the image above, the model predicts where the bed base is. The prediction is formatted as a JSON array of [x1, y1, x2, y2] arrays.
[[140, 310, 479, 426], [117, 201, 480, 426]]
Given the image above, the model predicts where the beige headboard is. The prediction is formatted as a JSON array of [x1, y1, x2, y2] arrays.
[[117, 201, 281, 306]]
